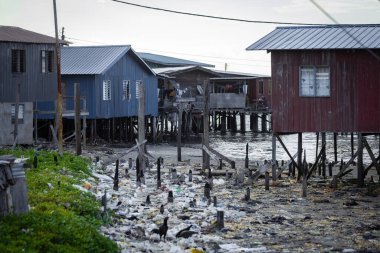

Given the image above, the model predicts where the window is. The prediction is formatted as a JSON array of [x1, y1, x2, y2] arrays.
[[11, 49, 26, 73], [136, 80, 142, 99], [300, 66, 330, 97], [258, 81, 264, 94], [41, 50, 54, 73], [11, 104, 24, 124], [122, 80, 131, 101], [102, 80, 111, 100]]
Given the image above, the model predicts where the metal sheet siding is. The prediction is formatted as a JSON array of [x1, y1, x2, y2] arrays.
[[271, 50, 380, 133], [0, 42, 57, 103], [247, 25, 380, 50], [96, 51, 157, 119]]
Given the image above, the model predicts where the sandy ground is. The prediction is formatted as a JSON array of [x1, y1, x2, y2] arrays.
[[77, 144, 380, 253]]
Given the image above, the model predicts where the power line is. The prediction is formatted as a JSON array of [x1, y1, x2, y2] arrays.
[[310, 0, 380, 62], [111, 0, 328, 26]]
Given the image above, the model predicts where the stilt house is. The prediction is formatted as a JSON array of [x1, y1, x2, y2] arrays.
[[247, 24, 380, 185], [247, 25, 380, 133], [0, 26, 60, 145], [54, 45, 157, 142]]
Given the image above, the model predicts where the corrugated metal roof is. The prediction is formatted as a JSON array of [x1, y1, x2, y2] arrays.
[[61, 45, 131, 74], [138, 52, 215, 67], [247, 25, 380, 50], [152, 66, 196, 75], [0, 26, 62, 44]]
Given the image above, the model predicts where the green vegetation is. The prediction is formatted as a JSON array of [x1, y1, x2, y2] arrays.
[[0, 148, 119, 253]]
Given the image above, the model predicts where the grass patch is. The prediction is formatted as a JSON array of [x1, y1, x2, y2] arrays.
[[0, 148, 119, 253]]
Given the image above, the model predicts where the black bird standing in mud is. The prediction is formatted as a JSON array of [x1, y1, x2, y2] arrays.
[[152, 217, 169, 241]]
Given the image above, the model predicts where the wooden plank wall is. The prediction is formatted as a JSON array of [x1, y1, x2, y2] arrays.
[[271, 49, 380, 133]]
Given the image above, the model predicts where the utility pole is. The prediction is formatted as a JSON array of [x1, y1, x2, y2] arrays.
[[53, 0, 63, 156]]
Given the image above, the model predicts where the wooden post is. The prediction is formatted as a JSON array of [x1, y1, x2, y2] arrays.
[[272, 134, 277, 180], [322, 132, 326, 178], [217, 211, 224, 229], [204, 182, 211, 199], [357, 133, 364, 187], [328, 162, 333, 177], [213, 196, 217, 207], [252, 114, 258, 132], [157, 157, 161, 188], [74, 83, 81, 155], [261, 114, 267, 132], [302, 151, 307, 198], [240, 113, 245, 133], [315, 132, 319, 162], [113, 159, 119, 191], [168, 191, 174, 203], [265, 171, 270, 191], [188, 169, 192, 182], [245, 143, 249, 169], [152, 116, 157, 143], [297, 133, 303, 180], [220, 112, 226, 134], [202, 80, 210, 170], [351, 132, 354, 158], [137, 81, 146, 176], [245, 187, 250, 201], [53, 0, 63, 157], [177, 106, 183, 162], [333, 132, 338, 163]]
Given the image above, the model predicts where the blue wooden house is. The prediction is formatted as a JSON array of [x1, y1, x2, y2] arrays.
[[58, 45, 157, 142], [0, 26, 59, 145]]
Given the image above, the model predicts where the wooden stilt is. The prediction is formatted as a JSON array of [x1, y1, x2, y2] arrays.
[[315, 132, 319, 162], [240, 113, 245, 133], [351, 132, 354, 158], [272, 134, 277, 180], [261, 114, 267, 132], [297, 133, 303, 180], [322, 132, 326, 178], [333, 132, 338, 163], [357, 133, 364, 187]]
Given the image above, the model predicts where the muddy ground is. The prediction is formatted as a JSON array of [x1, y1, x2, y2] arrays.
[[76, 144, 379, 253]]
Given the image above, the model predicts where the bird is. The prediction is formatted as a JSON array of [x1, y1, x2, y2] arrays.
[[159, 204, 164, 214], [151, 217, 169, 241], [176, 225, 198, 239]]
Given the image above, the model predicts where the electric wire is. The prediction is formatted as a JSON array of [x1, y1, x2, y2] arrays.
[[310, 0, 380, 62], [111, 0, 328, 26]]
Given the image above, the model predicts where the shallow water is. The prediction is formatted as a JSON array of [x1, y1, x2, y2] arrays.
[[210, 132, 379, 166]]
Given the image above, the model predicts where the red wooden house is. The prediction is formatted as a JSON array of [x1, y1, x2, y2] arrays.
[[247, 25, 380, 134], [247, 24, 380, 185]]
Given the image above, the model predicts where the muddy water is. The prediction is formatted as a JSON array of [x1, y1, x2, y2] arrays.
[[210, 132, 379, 166]]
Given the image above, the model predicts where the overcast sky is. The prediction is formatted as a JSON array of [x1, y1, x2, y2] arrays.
[[1, 0, 379, 75]]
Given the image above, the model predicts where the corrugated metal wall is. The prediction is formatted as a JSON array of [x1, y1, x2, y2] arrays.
[[59, 51, 157, 119], [271, 49, 380, 133], [0, 42, 57, 103]]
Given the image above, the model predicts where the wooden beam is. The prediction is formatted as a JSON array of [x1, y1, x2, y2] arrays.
[[203, 145, 235, 169], [363, 137, 380, 176], [275, 133, 302, 175], [336, 150, 358, 178], [275, 152, 298, 180], [307, 145, 325, 180]]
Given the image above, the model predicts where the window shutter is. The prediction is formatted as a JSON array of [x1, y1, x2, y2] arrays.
[[300, 67, 315, 96], [316, 67, 330, 96], [103, 80, 111, 100], [41, 51, 46, 73]]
